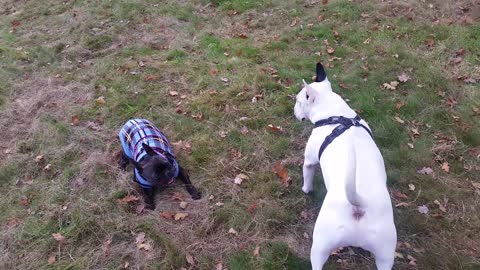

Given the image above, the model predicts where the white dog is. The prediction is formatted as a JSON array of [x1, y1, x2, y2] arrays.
[[294, 63, 397, 270]]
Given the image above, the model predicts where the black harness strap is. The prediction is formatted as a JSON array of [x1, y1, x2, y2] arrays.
[[314, 115, 373, 160]]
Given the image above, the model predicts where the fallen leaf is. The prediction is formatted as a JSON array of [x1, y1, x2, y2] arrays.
[[441, 162, 450, 173], [425, 39, 435, 48], [208, 88, 218, 95], [408, 184, 416, 191], [238, 33, 248, 39], [20, 197, 29, 206], [86, 121, 102, 131], [398, 73, 410, 83], [228, 228, 238, 235], [290, 17, 299, 27], [95, 96, 106, 105], [267, 124, 283, 132], [418, 205, 429, 215], [11, 20, 21, 28], [215, 201, 224, 207], [118, 195, 140, 204], [392, 190, 409, 200], [326, 47, 335, 54], [411, 127, 420, 137], [253, 246, 260, 256], [159, 212, 173, 219], [71, 116, 80, 126], [407, 143, 414, 149], [360, 12, 370, 18], [44, 164, 52, 171], [338, 83, 349, 89], [273, 161, 290, 187], [395, 202, 411, 208], [395, 252, 404, 259], [394, 116, 405, 124], [220, 77, 229, 83], [322, 0, 328, 5], [240, 126, 249, 135], [52, 232, 65, 242], [138, 242, 152, 251], [215, 262, 223, 270], [383, 81, 399, 90], [434, 200, 447, 212], [234, 173, 249, 185], [333, 30, 339, 37], [144, 75, 160, 81], [48, 255, 56, 265], [179, 201, 188, 209], [247, 203, 257, 214], [174, 212, 189, 221], [135, 232, 146, 245], [445, 97, 457, 108], [136, 204, 145, 214], [6, 217, 22, 227], [35, 155, 44, 163], [123, 261, 130, 269], [417, 167, 433, 175], [186, 253, 195, 265], [169, 91, 179, 96], [219, 130, 228, 138], [471, 181, 480, 189], [102, 238, 112, 256], [208, 195, 214, 201], [395, 100, 405, 109]]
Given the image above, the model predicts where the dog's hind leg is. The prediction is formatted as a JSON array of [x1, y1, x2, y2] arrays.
[[178, 166, 201, 200], [310, 242, 331, 270]]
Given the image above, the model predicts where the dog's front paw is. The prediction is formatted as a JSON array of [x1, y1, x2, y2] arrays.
[[302, 186, 313, 194], [190, 190, 201, 200]]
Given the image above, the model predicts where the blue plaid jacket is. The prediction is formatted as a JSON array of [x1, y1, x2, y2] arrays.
[[119, 119, 179, 188]]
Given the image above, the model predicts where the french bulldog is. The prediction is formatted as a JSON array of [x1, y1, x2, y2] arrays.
[[294, 63, 397, 270], [119, 119, 201, 209]]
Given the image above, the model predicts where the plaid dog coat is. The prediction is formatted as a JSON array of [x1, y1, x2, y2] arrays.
[[119, 119, 179, 189]]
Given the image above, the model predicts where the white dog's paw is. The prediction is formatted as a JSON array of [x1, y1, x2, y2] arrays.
[[302, 186, 313, 194]]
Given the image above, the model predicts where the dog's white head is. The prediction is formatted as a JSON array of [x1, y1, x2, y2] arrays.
[[294, 63, 332, 121]]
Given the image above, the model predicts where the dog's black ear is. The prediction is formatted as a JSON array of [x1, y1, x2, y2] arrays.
[[142, 143, 157, 156], [315, 63, 327, 82]]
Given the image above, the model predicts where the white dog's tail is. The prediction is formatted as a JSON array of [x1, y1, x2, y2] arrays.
[[345, 143, 364, 208]]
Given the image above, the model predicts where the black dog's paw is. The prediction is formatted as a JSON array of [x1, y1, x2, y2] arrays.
[[190, 189, 201, 200], [145, 203, 155, 210]]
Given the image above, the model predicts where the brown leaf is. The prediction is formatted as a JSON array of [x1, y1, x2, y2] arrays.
[[179, 201, 188, 209], [425, 39, 435, 48], [383, 81, 399, 90], [360, 12, 370, 18], [326, 47, 335, 54], [267, 124, 283, 132], [11, 20, 21, 28], [184, 253, 195, 267], [215, 262, 223, 270], [408, 183, 415, 191], [209, 69, 219, 77], [71, 116, 80, 126], [238, 33, 248, 39], [135, 232, 146, 245], [117, 195, 140, 204], [174, 212, 189, 221], [52, 232, 65, 242], [234, 173, 249, 185], [20, 197, 29, 206], [240, 126, 249, 135], [395, 202, 411, 208], [44, 163, 53, 171], [338, 83, 349, 89], [6, 217, 22, 227], [247, 203, 257, 214], [434, 200, 447, 212], [395, 100, 405, 110], [144, 75, 160, 81], [411, 127, 420, 137], [95, 96, 106, 105], [228, 228, 238, 235], [322, 0, 328, 5], [48, 255, 56, 265], [253, 246, 260, 256], [290, 17, 299, 27], [102, 238, 112, 256], [417, 167, 433, 175], [392, 190, 409, 200], [441, 162, 450, 173], [191, 112, 203, 121], [159, 212, 173, 219], [169, 91, 179, 97], [333, 30, 339, 37], [471, 181, 480, 190], [445, 97, 457, 108], [136, 204, 145, 214], [273, 161, 290, 187], [394, 116, 405, 124]]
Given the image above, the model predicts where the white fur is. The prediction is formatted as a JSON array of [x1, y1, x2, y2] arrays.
[[295, 79, 397, 270]]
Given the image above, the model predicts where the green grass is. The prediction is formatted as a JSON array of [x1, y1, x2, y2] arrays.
[[0, 0, 479, 269]]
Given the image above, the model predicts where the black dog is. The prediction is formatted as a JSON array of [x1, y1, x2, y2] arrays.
[[119, 119, 201, 209]]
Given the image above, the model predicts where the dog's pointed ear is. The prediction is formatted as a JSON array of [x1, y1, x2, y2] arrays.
[[142, 143, 157, 156], [303, 79, 317, 103], [315, 63, 327, 82]]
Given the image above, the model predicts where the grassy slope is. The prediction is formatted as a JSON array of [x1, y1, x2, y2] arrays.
[[0, 0, 479, 269]]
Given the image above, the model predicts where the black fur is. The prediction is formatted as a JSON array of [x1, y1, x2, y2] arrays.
[[315, 62, 327, 82]]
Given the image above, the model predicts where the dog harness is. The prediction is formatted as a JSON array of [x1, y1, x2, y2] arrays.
[[119, 119, 179, 189], [314, 115, 373, 160]]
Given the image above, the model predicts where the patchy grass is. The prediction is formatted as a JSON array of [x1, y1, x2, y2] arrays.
[[0, 0, 479, 269]]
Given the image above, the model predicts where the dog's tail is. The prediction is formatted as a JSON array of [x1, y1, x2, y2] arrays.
[[345, 143, 364, 208]]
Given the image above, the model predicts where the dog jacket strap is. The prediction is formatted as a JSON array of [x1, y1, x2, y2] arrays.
[[314, 115, 373, 160]]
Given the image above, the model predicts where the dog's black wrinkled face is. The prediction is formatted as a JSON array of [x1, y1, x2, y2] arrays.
[[133, 143, 175, 187], [138, 155, 175, 187]]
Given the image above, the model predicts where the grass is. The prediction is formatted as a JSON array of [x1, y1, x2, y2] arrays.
[[0, 0, 479, 269]]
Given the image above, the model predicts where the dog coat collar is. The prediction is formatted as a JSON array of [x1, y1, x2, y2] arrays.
[[314, 115, 373, 160]]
